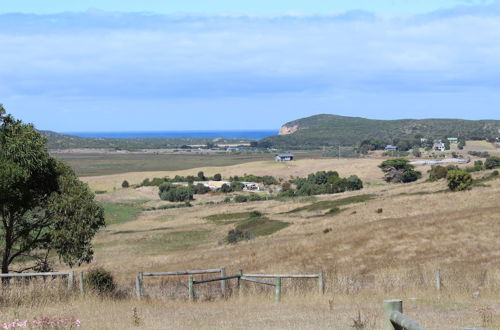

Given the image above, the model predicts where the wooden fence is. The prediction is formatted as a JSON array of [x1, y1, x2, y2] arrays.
[[0, 271, 75, 290], [186, 269, 324, 303], [383, 299, 491, 330], [135, 268, 226, 299]]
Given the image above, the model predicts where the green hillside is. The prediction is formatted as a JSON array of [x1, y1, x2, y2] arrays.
[[39, 131, 252, 150], [261, 114, 500, 148]]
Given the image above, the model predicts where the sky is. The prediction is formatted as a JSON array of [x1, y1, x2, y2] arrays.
[[1, 0, 500, 132]]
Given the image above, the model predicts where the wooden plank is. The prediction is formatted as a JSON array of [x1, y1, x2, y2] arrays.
[[142, 269, 222, 277], [220, 268, 227, 297], [383, 299, 403, 330], [243, 274, 319, 279], [193, 275, 240, 285], [318, 270, 325, 295], [67, 271, 74, 290], [0, 272, 71, 278], [135, 273, 143, 299], [275, 277, 281, 303], [240, 276, 275, 286], [390, 311, 428, 330], [188, 275, 194, 302], [79, 272, 85, 296]]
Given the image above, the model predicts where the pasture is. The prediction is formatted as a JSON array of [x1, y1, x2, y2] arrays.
[[2, 155, 499, 329]]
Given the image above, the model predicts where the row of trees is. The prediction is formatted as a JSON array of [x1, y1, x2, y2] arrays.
[[0, 107, 105, 273]]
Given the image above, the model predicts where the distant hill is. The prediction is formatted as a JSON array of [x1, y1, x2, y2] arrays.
[[261, 114, 500, 147], [39, 131, 251, 150]]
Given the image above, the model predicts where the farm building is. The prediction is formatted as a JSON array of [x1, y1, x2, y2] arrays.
[[447, 138, 458, 143], [434, 142, 446, 151], [275, 153, 294, 162], [384, 145, 398, 151]]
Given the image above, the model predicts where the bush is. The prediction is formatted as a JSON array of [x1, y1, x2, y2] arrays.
[[234, 195, 249, 203], [213, 173, 222, 181], [226, 229, 253, 244], [85, 267, 116, 295], [428, 165, 448, 181], [230, 181, 244, 191], [220, 183, 232, 193], [193, 183, 211, 195], [379, 158, 420, 183], [447, 170, 473, 191], [485, 156, 500, 169], [159, 183, 194, 202], [121, 180, 129, 188], [468, 151, 490, 158]]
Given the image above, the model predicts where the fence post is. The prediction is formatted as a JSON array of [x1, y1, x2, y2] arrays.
[[188, 275, 194, 302], [67, 271, 74, 291], [275, 277, 281, 304], [435, 269, 441, 291], [135, 272, 143, 299], [78, 272, 84, 296], [237, 269, 243, 296], [383, 299, 403, 330], [318, 270, 325, 295], [220, 268, 227, 297]]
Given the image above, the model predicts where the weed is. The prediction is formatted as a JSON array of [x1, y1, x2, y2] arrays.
[[376, 208, 383, 214], [131, 307, 142, 326]]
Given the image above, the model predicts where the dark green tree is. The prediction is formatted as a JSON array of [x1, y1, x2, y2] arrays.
[[0, 110, 105, 273], [197, 171, 206, 181], [447, 170, 472, 191], [485, 156, 500, 169], [213, 173, 222, 181], [121, 180, 129, 188]]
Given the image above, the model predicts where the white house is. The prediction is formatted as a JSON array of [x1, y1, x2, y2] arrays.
[[384, 145, 398, 151], [275, 153, 294, 162], [434, 141, 446, 152]]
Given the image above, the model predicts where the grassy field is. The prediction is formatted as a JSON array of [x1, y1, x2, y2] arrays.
[[2, 157, 499, 329], [52, 150, 324, 177]]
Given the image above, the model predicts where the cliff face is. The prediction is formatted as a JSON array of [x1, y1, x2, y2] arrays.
[[278, 124, 300, 135]]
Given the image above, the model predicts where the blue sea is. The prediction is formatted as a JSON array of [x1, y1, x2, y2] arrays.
[[64, 130, 278, 140]]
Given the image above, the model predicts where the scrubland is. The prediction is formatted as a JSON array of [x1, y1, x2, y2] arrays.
[[2, 158, 499, 329]]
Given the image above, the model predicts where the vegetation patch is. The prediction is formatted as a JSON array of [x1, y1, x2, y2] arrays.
[[99, 202, 143, 225], [205, 211, 262, 225], [234, 216, 290, 237], [285, 194, 375, 214]]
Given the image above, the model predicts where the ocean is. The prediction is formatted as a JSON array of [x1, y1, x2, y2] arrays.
[[64, 130, 278, 140]]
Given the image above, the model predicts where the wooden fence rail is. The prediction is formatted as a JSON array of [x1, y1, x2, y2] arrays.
[[0, 272, 74, 290], [383, 299, 427, 330], [136, 268, 226, 299], [242, 271, 325, 296]]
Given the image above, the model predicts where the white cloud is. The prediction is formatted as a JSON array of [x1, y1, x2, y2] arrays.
[[1, 5, 500, 129]]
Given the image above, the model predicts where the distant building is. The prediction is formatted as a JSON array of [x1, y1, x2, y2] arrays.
[[434, 142, 446, 152], [447, 138, 458, 143], [242, 182, 260, 191], [226, 147, 240, 152], [420, 138, 428, 143], [275, 153, 294, 162], [384, 145, 398, 151]]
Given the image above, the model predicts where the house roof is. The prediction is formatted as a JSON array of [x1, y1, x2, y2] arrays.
[[276, 153, 294, 157]]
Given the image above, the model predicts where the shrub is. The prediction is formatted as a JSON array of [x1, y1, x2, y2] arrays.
[[379, 158, 420, 183], [121, 180, 129, 188], [197, 171, 206, 181], [230, 181, 244, 191], [376, 208, 383, 214], [159, 184, 194, 202], [468, 151, 490, 158], [447, 170, 473, 191], [493, 170, 499, 176], [428, 165, 448, 181], [193, 183, 210, 195], [220, 183, 232, 193], [226, 229, 253, 244], [213, 173, 222, 181], [485, 156, 500, 169], [85, 267, 116, 295], [234, 195, 249, 203]]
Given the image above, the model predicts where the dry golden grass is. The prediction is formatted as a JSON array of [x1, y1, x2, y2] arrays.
[[81, 158, 389, 192], [3, 159, 500, 329]]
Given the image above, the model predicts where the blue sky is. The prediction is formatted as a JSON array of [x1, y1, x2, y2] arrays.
[[1, 1, 500, 131]]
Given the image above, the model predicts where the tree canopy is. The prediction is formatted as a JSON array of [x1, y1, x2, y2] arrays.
[[0, 108, 105, 273]]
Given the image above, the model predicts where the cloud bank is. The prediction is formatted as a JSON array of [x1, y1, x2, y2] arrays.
[[1, 3, 499, 130]]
